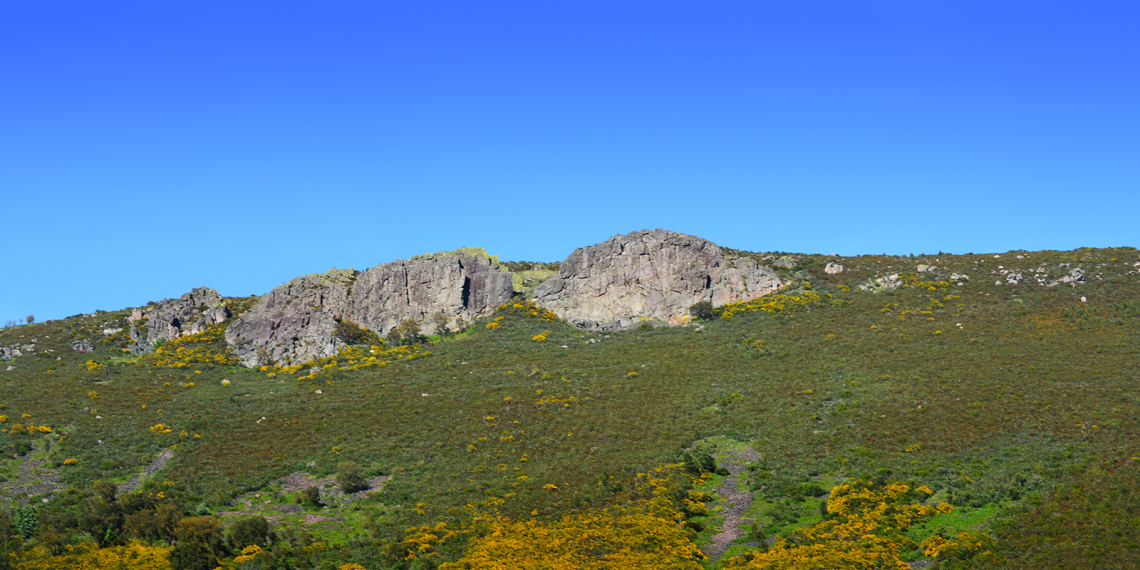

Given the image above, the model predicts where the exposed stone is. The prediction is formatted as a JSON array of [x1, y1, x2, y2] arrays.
[[348, 248, 514, 336], [226, 250, 514, 367], [71, 339, 94, 352], [824, 263, 844, 275], [225, 269, 357, 368], [128, 287, 232, 354], [917, 264, 939, 274], [0, 344, 33, 360], [772, 256, 796, 269], [1006, 273, 1022, 285], [1060, 268, 1086, 285], [533, 230, 781, 330]]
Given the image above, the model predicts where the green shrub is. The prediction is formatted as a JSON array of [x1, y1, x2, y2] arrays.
[[689, 301, 716, 321], [13, 507, 37, 540], [334, 319, 380, 346], [301, 486, 322, 507], [337, 462, 369, 494], [228, 515, 269, 548]]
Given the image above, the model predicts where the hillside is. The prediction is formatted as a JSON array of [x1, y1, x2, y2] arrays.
[[0, 233, 1137, 569]]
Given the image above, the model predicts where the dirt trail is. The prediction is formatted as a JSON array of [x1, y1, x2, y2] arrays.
[[120, 449, 173, 493], [705, 447, 760, 562]]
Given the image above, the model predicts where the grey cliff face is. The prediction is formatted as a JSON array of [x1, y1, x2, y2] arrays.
[[534, 229, 781, 330], [225, 250, 513, 367], [349, 249, 514, 336], [224, 269, 357, 368], [128, 287, 231, 354]]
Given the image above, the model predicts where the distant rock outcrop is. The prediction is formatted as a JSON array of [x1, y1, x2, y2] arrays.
[[534, 230, 781, 330], [348, 248, 514, 336], [225, 250, 514, 367], [225, 269, 357, 367], [128, 287, 231, 354]]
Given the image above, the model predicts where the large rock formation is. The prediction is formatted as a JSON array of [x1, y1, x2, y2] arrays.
[[225, 269, 357, 367], [349, 249, 514, 336], [534, 230, 781, 330], [128, 287, 231, 354], [225, 250, 514, 367]]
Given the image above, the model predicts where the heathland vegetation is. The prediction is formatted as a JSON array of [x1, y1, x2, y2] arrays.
[[0, 246, 1137, 568]]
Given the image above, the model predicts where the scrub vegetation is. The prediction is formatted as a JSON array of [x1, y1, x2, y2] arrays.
[[0, 246, 1137, 569]]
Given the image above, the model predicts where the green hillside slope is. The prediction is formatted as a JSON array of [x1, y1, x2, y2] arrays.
[[0, 247, 1136, 569]]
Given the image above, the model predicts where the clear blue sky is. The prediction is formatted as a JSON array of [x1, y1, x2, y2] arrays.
[[2, 1, 1138, 322]]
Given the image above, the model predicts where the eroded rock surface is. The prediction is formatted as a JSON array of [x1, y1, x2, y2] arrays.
[[534, 230, 781, 330], [225, 269, 357, 367], [226, 250, 513, 367], [128, 287, 231, 354], [348, 248, 514, 336]]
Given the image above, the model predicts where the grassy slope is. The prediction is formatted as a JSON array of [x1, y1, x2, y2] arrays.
[[0, 247, 1138, 567]]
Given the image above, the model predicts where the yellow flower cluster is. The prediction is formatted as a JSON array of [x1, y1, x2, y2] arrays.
[[719, 289, 833, 321], [921, 531, 997, 559], [15, 540, 171, 570], [442, 464, 707, 570], [535, 395, 588, 408], [142, 325, 240, 368], [149, 423, 174, 434], [256, 343, 424, 381], [497, 299, 560, 322], [85, 360, 103, 372], [6, 423, 52, 435], [724, 481, 961, 570]]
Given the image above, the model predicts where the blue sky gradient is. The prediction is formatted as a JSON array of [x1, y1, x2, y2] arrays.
[[2, 1, 1138, 322]]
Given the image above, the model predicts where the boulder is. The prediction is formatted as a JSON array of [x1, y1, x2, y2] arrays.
[[824, 263, 844, 275], [72, 339, 94, 352], [0, 344, 33, 360], [533, 230, 781, 330], [128, 287, 232, 353]]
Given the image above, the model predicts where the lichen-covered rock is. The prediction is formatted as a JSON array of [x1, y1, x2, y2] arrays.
[[534, 229, 781, 330], [348, 248, 514, 336], [72, 339, 94, 352], [127, 287, 231, 354], [225, 269, 357, 367]]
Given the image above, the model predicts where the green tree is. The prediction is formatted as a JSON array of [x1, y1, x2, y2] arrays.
[[432, 313, 451, 338], [337, 462, 369, 494], [170, 516, 227, 570], [12, 507, 37, 540], [396, 317, 424, 345], [688, 301, 716, 321], [228, 515, 270, 549]]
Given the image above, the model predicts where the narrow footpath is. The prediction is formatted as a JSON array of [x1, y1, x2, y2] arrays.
[[704, 448, 760, 563]]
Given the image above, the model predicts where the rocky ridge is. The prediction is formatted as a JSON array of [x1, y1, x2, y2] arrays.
[[534, 229, 781, 330], [127, 287, 231, 354], [226, 250, 514, 367], [216, 232, 785, 366]]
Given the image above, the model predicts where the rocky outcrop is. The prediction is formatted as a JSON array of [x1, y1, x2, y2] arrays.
[[534, 230, 781, 330], [225, 269, 357, 367], [348, 248, 514, 336], [72, 339, 94, 352], [1, 344, 34, 361], [128, 287, 231, 354], [225, 250, 514, 367]]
